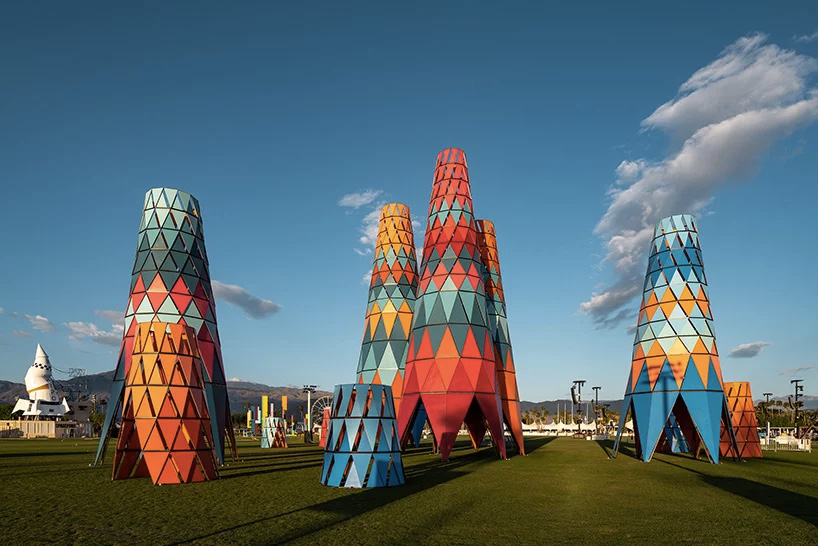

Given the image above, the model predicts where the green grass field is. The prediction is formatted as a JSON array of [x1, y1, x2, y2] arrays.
[[1, 436, 816, 545]]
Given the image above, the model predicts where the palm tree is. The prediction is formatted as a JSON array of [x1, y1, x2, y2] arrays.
[[784, 397, 796, 424]]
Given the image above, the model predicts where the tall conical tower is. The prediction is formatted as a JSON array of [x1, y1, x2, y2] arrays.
[[612, 214, 738, 463], [397, 148, 506, 461], [356, 203, 419, 416], [95, 188, 236, 466], [476, 220, 525, 455]]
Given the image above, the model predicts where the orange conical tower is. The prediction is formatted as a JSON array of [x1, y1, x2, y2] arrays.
[[476, 220, 525, 455], [356, 203, 419, 417], [113, 322, 219, 484], [720, 382, 763, 458]]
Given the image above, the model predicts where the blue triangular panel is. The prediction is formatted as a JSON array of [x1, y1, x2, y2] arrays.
[[680, 357, 705, 391], [411, 405, 427, 445], [368, 389, 383, 418], [352, 387, 368, 417], [612, 395, 632, 454], [681, 391, 721, 463], [634, 362, 652, 394], [372, 453, 390, 487], [383, 388, 395, 419], [363, 418, 380, 451], [356, 422, 372, 452], [328, 454, 348, 486], [320, 452, 333, 483], [654, 359, 677, 393], [344, 419, 359, 451], [632, 391, 676, 462], [706, 363, 722, 392], [389, 454, 404, 485], [345, 456, 362, 488], [351, 454, 370, 487], [336, 385, 350, 418]]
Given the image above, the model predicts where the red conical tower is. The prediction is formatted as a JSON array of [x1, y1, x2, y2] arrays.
[[397, 148, 507, 461]]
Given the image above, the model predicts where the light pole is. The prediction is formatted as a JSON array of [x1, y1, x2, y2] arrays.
[[791, 379, 804, 438], [763, 392, 772, 403], [592, 386, 602, 433], [302, 385, 317, 442], [572, 380, 586, 435]]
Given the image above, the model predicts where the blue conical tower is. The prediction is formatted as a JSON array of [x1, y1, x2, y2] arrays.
[[612, 214, 738, 463]]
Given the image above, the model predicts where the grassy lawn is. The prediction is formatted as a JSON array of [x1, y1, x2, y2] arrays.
[[0, 436, 816, 545]]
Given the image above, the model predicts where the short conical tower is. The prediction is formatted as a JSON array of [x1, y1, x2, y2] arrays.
[[720, 382, 762, 458]]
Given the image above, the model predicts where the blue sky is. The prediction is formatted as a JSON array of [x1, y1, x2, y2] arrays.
[[1, 2, 817, 401]]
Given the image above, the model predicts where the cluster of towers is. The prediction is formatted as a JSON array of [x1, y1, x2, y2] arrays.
[[354, 148, 524, 462], [93, 149, 765, 486]]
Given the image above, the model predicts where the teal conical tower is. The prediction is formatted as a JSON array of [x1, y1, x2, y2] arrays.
[[95, 188, 237, 466]]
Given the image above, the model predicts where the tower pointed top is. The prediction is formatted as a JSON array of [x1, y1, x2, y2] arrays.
[[34, 344, 49, 363]]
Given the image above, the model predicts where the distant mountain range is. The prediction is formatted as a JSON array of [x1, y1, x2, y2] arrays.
[[0, 371, 331, 414], [1, 371, 815, 412]]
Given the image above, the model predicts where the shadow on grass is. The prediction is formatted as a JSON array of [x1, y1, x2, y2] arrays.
[[658, 458, 818, 527], [221, 460, 324, 480], [1, 450, 92, 459], [607, 439, 725, 465], [595, 440, 612, 458], [523, 436, 556, 453], [172, 448, 492, 545], [602, 438, 637, 459]]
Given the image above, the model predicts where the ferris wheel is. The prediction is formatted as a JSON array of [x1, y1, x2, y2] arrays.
[[311, 395, 333, 427]]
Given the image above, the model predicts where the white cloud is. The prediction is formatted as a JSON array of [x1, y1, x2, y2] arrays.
[[728, 341, 772, 358], [0, 307, 4, 314], [64, 321, 124, 346], [211, 280, 280, 319], [353, 248, 372, 256], [94, 309, 123, 323], [644, 34, 818, 142], [615, 160, 646, 183], [581, 34, 818, 327], [228, 377, 243, 382], [25, 314, 56, 333], [12, 330, 32, 338], [794, 29, 818, 43], [338, 190, 382, 209], [358, 205, 383, 247], [362, 271, 372, 285]]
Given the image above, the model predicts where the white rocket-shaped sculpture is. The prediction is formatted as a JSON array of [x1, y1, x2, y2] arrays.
[[12, 344, 70, 418]]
